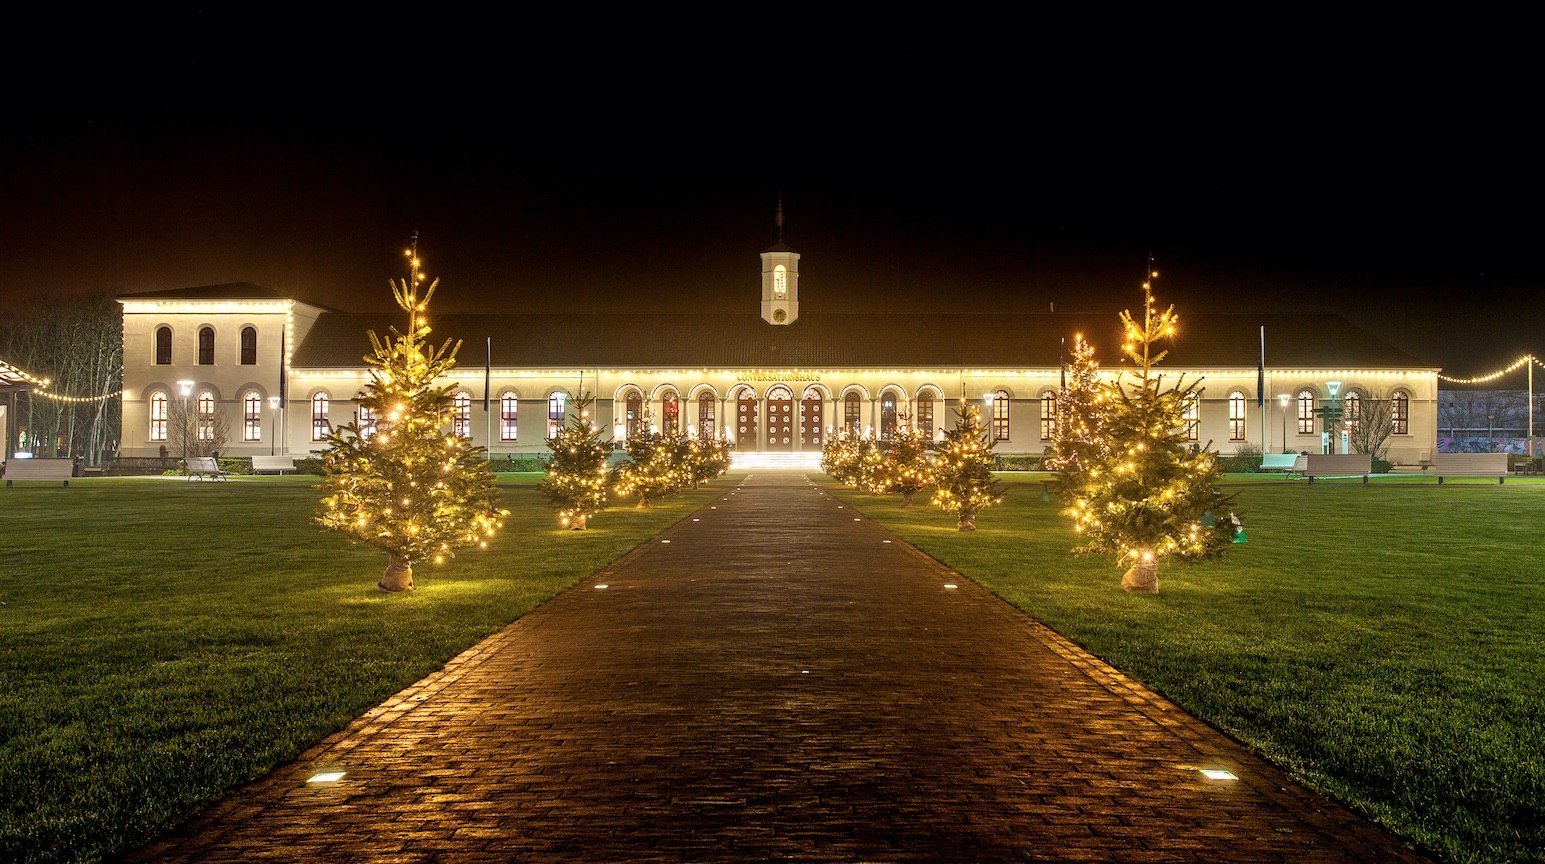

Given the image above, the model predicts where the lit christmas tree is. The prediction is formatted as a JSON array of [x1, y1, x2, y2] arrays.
[[820, 431, 864, 486], [931, 400, 1005, 530], [1044, 333, 1106, 476], [876, 418, 935, 506], [316, 242, 506, 592], [541, 388, 612, 529], [1065, 267, 1235, 594], [612, 420, 677, 507]]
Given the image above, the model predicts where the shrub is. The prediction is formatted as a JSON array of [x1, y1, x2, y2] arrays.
[[993, 454, 1044, 471]]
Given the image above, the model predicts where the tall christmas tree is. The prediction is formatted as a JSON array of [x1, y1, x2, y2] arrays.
[[1044, 333, 1105, 476], [1065, 266, 1234, 594], [612, 418, 677, 507], [931, 400, 1005, 530], [541, 387, 612, 529], [316, 241, 506, 592]]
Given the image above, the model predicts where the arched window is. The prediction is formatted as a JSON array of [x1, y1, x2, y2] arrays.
[[991, 390, 1010, 441], [1343, 390, 1362, 436], [243, 390, 262, 441], [311, 392, 330, 441], [149, 391, 169, 441], [844, 392, 862, 436], [698, 391, 715, 438], [1297, 389, 1316, 435], [547, 392, 566, 439], [500, 391, 518, 441], [452, 391, 472, 438], [1040, 390, 1057, 440], [1182, 393, 1199, 441], [661, 389, 680, 435], [239, 327, 257, 365], [880, 391, 898, 440], [155, 326, 173, 365], [1227, 391, 1247, 441], [624, 389, 643, 438], [773, 264, 787, 297], [198, 327, 215, 366], [196, 391, 216, 441], [1391, 390, 1410, 435], [916, 391, 935, 439]]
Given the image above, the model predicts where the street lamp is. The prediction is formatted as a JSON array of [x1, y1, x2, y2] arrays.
[[1277, 393, 1290, 453], [267, 395, 281, 455], [177, 380, 195, 471]]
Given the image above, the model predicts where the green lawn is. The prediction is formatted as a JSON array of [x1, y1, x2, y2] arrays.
[[826, 472, 1545, 864], [0, 473, 735, 864]]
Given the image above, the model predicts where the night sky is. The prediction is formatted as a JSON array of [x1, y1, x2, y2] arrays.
[[4, 14, 1541, 377]]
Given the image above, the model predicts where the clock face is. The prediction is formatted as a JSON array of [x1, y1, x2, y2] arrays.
[[773, 309, 787, 323]]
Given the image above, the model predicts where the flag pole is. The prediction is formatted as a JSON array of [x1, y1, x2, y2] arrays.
[[1259, 325, 1267, 455]]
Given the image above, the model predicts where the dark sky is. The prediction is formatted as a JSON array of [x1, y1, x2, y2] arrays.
[[3, 13, 1541, 378]]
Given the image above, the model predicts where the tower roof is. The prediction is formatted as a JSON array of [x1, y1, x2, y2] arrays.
[[762, 242, 798, 254]]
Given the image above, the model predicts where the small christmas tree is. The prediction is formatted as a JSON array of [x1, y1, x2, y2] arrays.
[[1045, 333, 1106, 477], [316, 243, 506, 592], [1065, 268, 1234, 594], [541, 389, 612, 529], [876, 418, 935, 506], [931, 400, 1005, 530], [820, 431, 864, 486], [612, 423, 677, 507]]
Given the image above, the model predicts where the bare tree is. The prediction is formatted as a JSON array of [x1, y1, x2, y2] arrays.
[[1347, 397, 1396, 460], [167, 396, 229, 461], [0, 293, 123, 464]]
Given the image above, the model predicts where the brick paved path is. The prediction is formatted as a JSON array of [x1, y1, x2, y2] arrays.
[[134, 473, 1430, 863]]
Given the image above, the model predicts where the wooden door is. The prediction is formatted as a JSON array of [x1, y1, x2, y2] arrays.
[[766, 394, 794, 451], [800, 394, 823, 451], [736, 394, 759, 451]]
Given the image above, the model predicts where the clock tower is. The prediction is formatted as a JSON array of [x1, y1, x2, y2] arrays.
[[760, 200, 799, 325]]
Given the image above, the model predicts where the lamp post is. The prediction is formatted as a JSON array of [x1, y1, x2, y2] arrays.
[[268, 395, 281, 456], [177, 380, 194, 470], [1325, 380, 1342, 454], [1277, 394, 1289, 453]]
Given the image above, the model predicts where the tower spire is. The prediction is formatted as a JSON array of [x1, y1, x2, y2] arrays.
[[775, 193, 784, 243]]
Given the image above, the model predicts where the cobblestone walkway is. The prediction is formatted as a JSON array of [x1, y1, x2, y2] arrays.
[[133, 473, 1430, 863]]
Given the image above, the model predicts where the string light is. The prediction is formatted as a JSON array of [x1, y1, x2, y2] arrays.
[[1436, 354, 1541, 385], [31, 387, 124, 404]]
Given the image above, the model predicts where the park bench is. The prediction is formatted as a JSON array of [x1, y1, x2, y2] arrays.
[[185, 456, 229, 481], [1260, 453, 1300, 472], [1433, 452, 1509, 485], [250, 455, 297, 475], [1302, 453, 1372, 484], [3, 457, 75, 487]]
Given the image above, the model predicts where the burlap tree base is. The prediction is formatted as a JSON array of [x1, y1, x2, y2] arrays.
[[379, 556, 414, 593], [1121, 560, 1159, 594]]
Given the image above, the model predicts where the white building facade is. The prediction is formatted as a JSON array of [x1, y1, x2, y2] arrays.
[[118, 247, 1440, 465]]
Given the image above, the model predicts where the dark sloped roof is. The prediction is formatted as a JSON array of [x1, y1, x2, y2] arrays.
[[118, 283, 337, 311], [292, 312, 1429, 370]]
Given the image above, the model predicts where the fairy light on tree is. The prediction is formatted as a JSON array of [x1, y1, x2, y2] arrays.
[[1045, 333, 1105, 476], [1064, 263, 1235, 594], [876, 415, 935, 506], [540, 387, 612, 529], [931, 399, 1005, 530], [315, 238, 506, 592]]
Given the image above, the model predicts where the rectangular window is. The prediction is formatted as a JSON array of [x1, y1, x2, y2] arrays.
[[312, 394, 330, 441], [1392, 393, 1410, 435], [452, 393, 472, 438], [244, 393, 262, 441], [359, 405, 377, 438], [1183, 395, 1199, 441], [992, 392, 1010, 441], [1297, 392, 1315, 435], [1228, 393, 1246, 441], [917, 397, 933, 439], [1040, 392, 1056, 440], [501, 393, 518, 441], [548, 393, 566, 439], [196, 392, 216, 441], [150, 394, 168, 442]]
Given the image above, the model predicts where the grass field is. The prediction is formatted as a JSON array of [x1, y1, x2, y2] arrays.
[[826, 473, 1545, 864], [0, 473, 733, 864]]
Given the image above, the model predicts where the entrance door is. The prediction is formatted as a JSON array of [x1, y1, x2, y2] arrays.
[[736, 393, 759, 451], [800, 390, 824, 451], [766, 385, 794, 451]]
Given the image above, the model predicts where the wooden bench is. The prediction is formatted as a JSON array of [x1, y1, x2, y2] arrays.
[[250, 455, 297, 475], [1303, 453, 1372, 484], [1433, 452, 1509, 485], [1260, 453, 1300, 472], [3, 457, 75, 487], [185, 456, 229, 481]]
